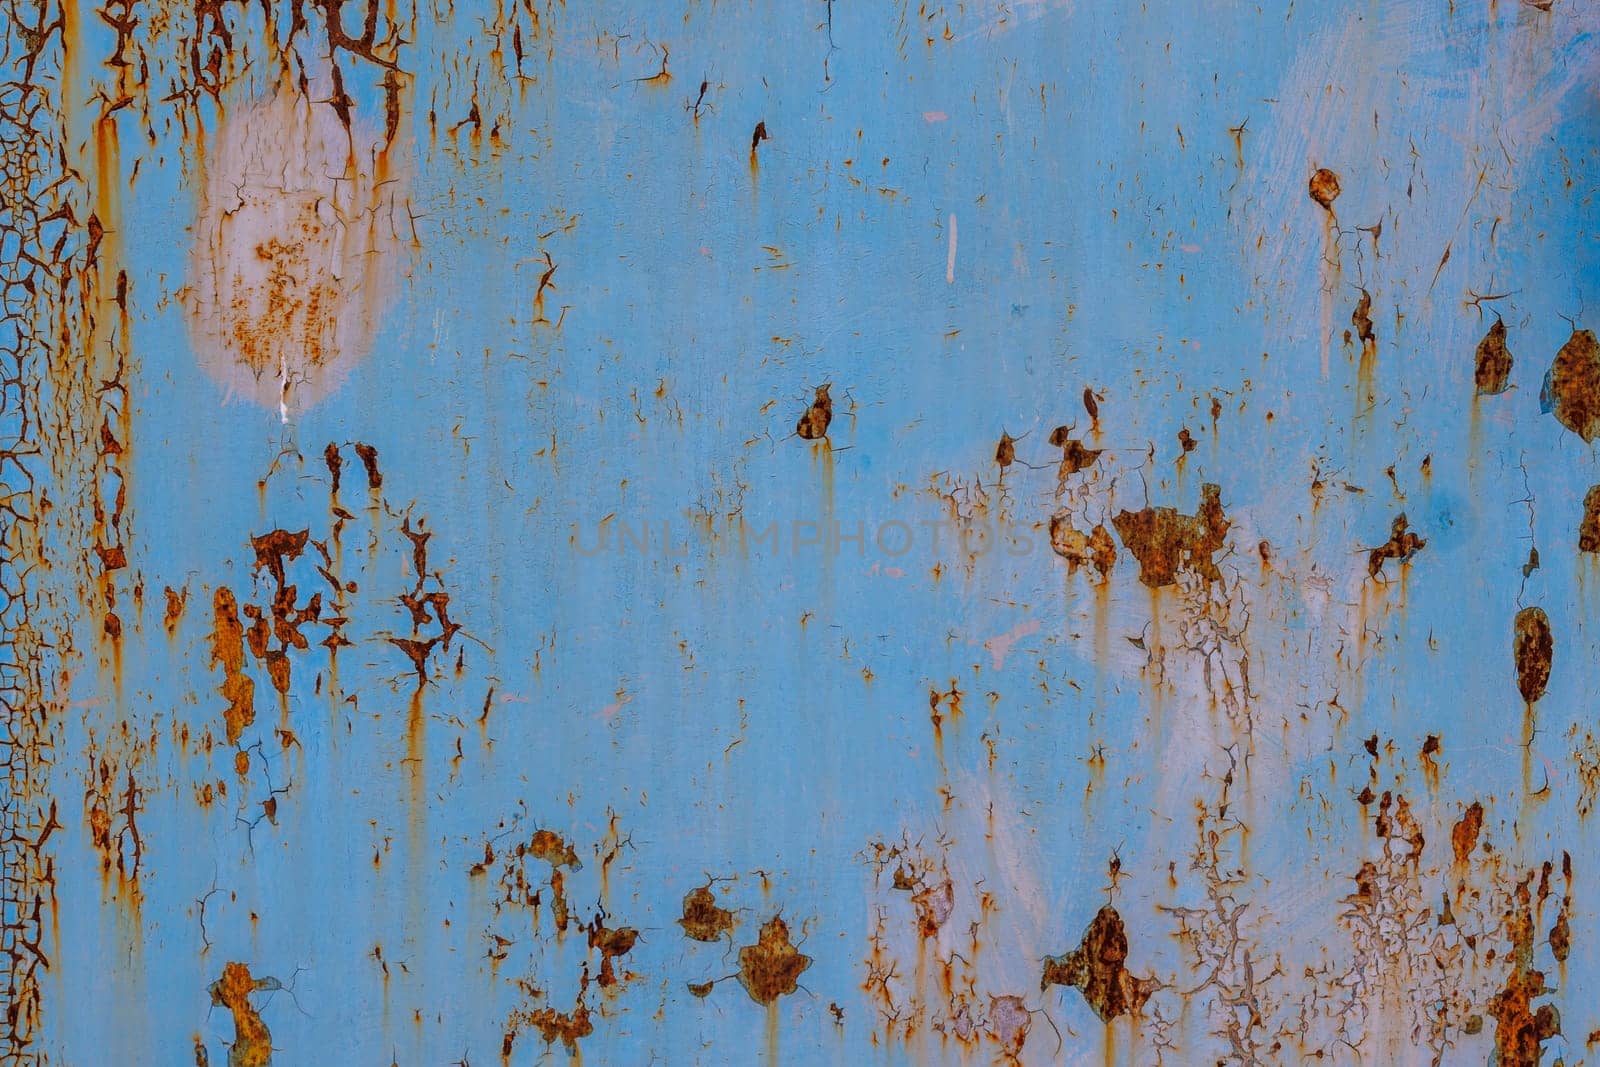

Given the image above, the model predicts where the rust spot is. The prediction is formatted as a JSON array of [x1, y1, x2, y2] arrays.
[[163, 585, 187, 634], [1177, 426, 1196, 454], [1550, 911, 1570, 963], [994, 431, 1016, 469], [1452, 801, 1484, 864], [796, 383, 833, 440], [750, 120, 769, 168], [1476, 318, 1513, 395], [1041, 904, 1156, 1021], [1308, 167, 1342, 210], [1579, 486, 1600, 552], [208, 962, 279, 1067], [353, 442, 382, 490], [324, 442, 342, 496], [1110, 483, 1229, 587], [1048, 513, 1116, 578], [1487, 880, 1561, 1067], [1513, 607, 1553, 705], [1352, 288, 1375, 347], [529, 828, 582, 869], [586, 910, 638, 987], [735, 915, 812, 1004], [1543, 328, 1600, 442], [507, 985, 593, 1056], [210, 588, 256, 746], [1367, 513, 1425, 579], [679, 884, 736, 941], [987, 994, 1031, 1055], [1048, 427, 1101, 476]]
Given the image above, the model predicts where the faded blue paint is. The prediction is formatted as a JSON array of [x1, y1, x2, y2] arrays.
[[13, 0, 1600, 1064]]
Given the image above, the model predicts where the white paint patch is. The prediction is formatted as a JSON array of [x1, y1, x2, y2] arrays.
[[981, 617, 1041, 669], [945, 212, 958, 284], [184, 78, 407, 416]]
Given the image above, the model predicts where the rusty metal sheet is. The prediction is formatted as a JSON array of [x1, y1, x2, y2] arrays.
[[3, 1, 1598, 1064]]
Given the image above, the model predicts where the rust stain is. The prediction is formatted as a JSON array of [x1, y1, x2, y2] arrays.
[[1041, 905, 1156, 1022], [796, 383, 833, 440], [735, 915, 812, 1004], [1544, 328, 1600, 442], [1367, 513, 1426, 579], [1475, 318, 1514, 395], [678, 883, 737, 941], [1308, 166, 1342, 210], [207, 962, 278, 1067], [1110, 483, 1229, 587], [1513, 607, 1553, 705]]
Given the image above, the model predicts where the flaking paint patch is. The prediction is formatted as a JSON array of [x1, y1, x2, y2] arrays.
[[184, 80, 406, 418]]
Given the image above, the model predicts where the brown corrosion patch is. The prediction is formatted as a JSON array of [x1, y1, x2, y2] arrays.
[[1544, 328, 1600, 442], [679, 884, 736, 941], [995, 431, 1017, 470], [506, 983, 593, 1057], [736, 915, 812, 1004], [1513, 607, 1553, 704], [208, 962, 278, 1067], [1351, 288, 1375, 350], [1309, 167, 1342, 210], [1110, 483, 1228, 587], [750, 120, 770, 169], [1579, 486, 1600, 552], [1049, 513, 1116, 578], [1048, 426, 1102, 477], [1488, 880, 1560, 1067], [210, 588, 256, 745], [1452, 801, 1484, 864], [797, 384, 832, 440], [586, 910, 638, 987], [1476, 318, 1513, 395], [528, 828, 582, 869], [1367, 513, 1425, 579], [1041, 904, 1156, 1022]]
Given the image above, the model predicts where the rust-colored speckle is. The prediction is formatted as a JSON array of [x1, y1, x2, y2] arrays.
[[1544, 328, 1600, 442], [679, 884, 736, 941], [736, 915, 812, 1004], [1110, 483, 1228, 587], [1513, 607, 1553, 705], [1309, 167, 1342, 210], [1476, 318, 1513, 395], [797, 384, 832, 440], [1041, 904, 1156, 1022]]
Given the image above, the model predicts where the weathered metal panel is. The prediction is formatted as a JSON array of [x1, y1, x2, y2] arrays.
[[3, 1, 1599, 1064]]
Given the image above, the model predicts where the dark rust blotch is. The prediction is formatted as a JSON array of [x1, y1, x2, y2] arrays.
[[1513, 606, 1553, 704]]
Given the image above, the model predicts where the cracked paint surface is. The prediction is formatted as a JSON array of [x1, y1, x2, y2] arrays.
[[4, 1, 1600, 1065]]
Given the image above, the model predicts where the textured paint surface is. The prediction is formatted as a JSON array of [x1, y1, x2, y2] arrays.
[[4, 2, 1600, 1065]]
